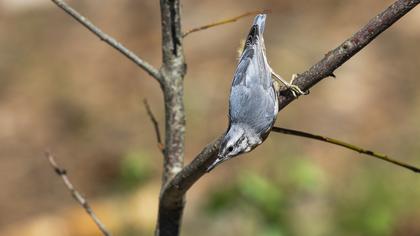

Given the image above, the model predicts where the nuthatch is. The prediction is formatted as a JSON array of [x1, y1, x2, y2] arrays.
[[207, 14, 307, 172]]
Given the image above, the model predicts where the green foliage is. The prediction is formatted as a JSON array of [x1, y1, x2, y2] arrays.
[[261, 225, 285, 236], [201, 154, 420, 236], [287, 159, 325, 192], [117, 150, 153, 191], [204, 184, 238, 214], [364, 206, 393, 235], [333, 170, 399, 236], [201, 157, 406, 236], [203, 171, 289, 235], [238, 172, 283, 223]]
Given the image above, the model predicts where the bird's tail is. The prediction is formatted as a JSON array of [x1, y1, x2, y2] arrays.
[[253, 14, 266, 34], [244, 14, 266, 48]]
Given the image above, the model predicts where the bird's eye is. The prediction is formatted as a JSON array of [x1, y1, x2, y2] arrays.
[[227, 146, 233, 152]]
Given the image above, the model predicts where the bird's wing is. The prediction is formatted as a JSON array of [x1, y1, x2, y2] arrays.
[[232, 47, 254, 87], [229, 13, 277, 132]]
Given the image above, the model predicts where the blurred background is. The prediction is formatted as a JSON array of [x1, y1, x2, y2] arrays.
[[0, 0, 419, 235]]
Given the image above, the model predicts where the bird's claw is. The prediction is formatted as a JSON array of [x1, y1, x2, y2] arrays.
[[287, 74, 309, 98], [271, 72, 309, 98], [286, 84, 308, 98]]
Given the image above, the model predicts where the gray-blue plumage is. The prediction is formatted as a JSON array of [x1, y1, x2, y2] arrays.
[[229, 19, 277, 135], [207, 14, 279, 172]]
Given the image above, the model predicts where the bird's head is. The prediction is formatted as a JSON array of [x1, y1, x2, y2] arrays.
[[207, 125, 257, 172]]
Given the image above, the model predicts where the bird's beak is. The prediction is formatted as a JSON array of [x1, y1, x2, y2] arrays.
[[206, 155, 224, 172]]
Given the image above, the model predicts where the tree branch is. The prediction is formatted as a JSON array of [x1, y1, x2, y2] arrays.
[[160, 0, 420, 221], [156, 0, 187, 235], [278, 0, 420, 109], [160, 137, 223, 204], [182, 9, 270, 38], [272, 127, 420, 173], [144, 99, 165, 153], [160, 0, 185, 69], [45, 151, 112, 236], [159, 0, 187, 184], [51, 0, 161, 82]]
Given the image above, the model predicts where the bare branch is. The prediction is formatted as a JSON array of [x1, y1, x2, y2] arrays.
[[182, 9, 271, 38], [51, 0, 161, 82], [160, 0, 186, 70], [160, 0, 420, 214], [159, 0, 186, 182], [278, 0, 420, 109], [272, 127, 420, 173], [143, 99, 165, 153], [156, 0, 187, 235], [161, 137, 222, 203], [45, 152, 112, 236]]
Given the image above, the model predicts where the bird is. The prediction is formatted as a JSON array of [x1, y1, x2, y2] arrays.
[[206, 14, 307, 172]]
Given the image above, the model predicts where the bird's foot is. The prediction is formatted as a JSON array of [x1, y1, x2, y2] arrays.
[[272, 72, 309, 98], [287, 74, 309, 97]]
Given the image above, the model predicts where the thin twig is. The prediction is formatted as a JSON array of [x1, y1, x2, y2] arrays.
[[45, 152, 112, 236], [51, 0, 161, 82], [143, 99, 164, 153], [272, 127, 420, 173], [183, 9, 271, 37]]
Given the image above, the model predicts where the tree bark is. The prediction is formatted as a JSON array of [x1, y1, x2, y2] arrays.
[[156, 0, 187, 235]]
